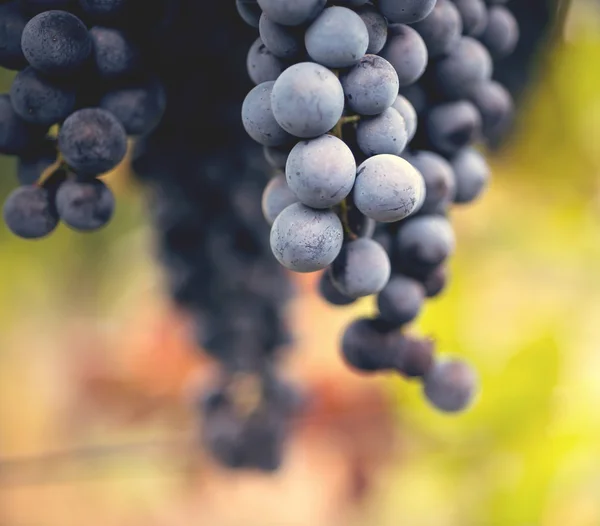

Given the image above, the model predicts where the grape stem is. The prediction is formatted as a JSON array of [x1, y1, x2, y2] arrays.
[[35, 155, 68, 188]]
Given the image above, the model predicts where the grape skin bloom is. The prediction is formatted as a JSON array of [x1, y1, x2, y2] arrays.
[[271, 62, 345, 139], [305, 6, 369, 69], [285, 134, 356, 209], [353, 154, 425, 223], [270, 202, 344, 273], [340, 54, 399, 116]]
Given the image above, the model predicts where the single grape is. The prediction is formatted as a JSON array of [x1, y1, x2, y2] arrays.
[[21, 10, 92, 75], [0, 2, 28, 70], [10, 66, 77, 126], [380, 24, 428, 87], [355, 3, 388, 55], [99, 77, 166, 136], [259, 13, 303, 60], [429, 37, 493, 100], [90, 26, 141, 80], [285, 134, 356, 209], [420, 263, 448, 298], [354, 154, 424, 223], [236, 0, 262, 28], [377, 275, 425, 327], [55, 178, 114, 231], [271, 62, 344, 139], [412, 0, 463, 58], [58, 107, 127, 176], [340, 317, 400, 373], [270, 202, 343, 273], [256, 0, 326, 26], [394, 216, 455, 277], [305, 6, 368, 68], [423, 359, 478, 413], [261, 174, 297, 225], [450, 147, 490, 204], [247, 37, 287, 85], [405, 150, 455, 215], [378, 0, 437, 24], [330, 238, 390, 298], [469, 80, 513, 140], [242, 81, 292, 147], [3, 185, 59, 239], [453, 0, 488, 36], [356, 107, 408, 157], [426, 101, 482, 156], [391, 94, 417, 141], [318, 270, 356, 306], [394, 335, 435, 378], [479, 5, 519, 58], [340, 55, 399, 116], [0, 94, 47, 155]]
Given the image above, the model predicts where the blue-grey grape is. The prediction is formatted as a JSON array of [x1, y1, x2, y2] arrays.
[[10, 66, 77, 126], [285, 134, 356, 209], [256, 0, 326, 26], [340, 54, 399, 116], [0, 2, 28, 70], [56, 178, 115, 231], [405, 150, 455, 215], [330, 237, 391, 298], [355, 3, 388, 55], [236, 0, 262, 28], [305, 6, 368, 68], [21, 10, 92, 75], [380, 24, 428, 87], [90, 26, 141, 80], [261, 173, 297, 225], [450, 147, 490, 204], [395, 216, 455, 276], [429, 36, 492, 100], [356, 107, 408, 157], [270, 202, 343, 272], [3, 185, 58, 239], [378, 0, 437, 24], [318, 270, 356, 306], [247, 37, 286, 85], [353, 154, 424, 223], [453, 0, 488, 36], [58, 107, 127, 176], [412, 0, 462, 58], [423, 359, 477, 412], [259, 13, 303, 60], [469, 80, 513, 140], [271, 62, 344, 139], [377, 275, 425, 327], [99, 78, 167, 136], [479, 5, 519, 59], [425, 100, 482, 156], [242, 81, 292, 147], [0, 94, 47, 155]]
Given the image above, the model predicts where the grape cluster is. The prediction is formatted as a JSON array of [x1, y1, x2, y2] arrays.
[[240, 0, 520, 413], [0, 0, 167, 238], [129, 2, 302, 471]]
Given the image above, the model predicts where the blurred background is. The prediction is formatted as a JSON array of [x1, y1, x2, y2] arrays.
[[1, 1, 600, 525]]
